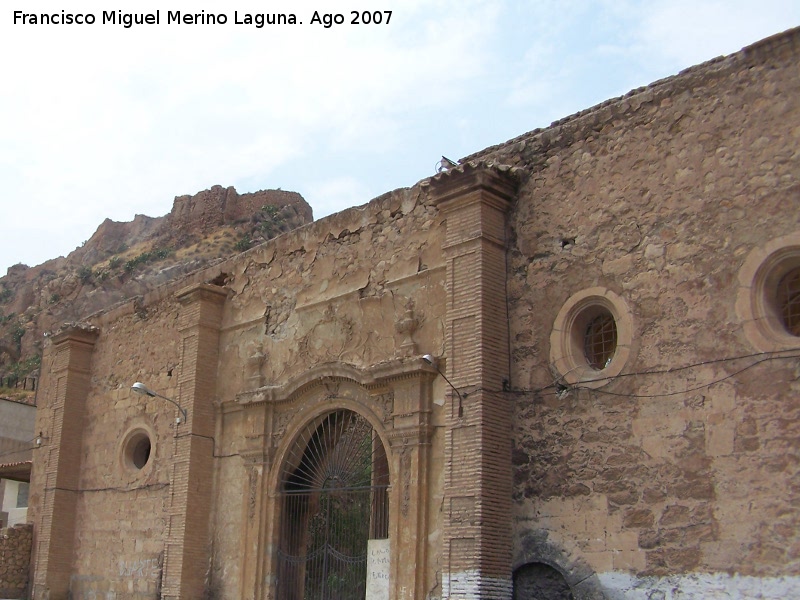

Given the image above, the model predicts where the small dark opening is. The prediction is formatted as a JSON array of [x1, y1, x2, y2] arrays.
[[513, 562, 573, 600], [209, 272, 229, 286], [132, 436, 151, 469]]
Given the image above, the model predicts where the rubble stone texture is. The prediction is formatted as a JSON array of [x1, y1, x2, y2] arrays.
[[0, 524, 32, 599], [26, 26, 800, 600]]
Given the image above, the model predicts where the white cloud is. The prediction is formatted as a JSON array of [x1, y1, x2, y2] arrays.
[[637, 0, 800, 67], [302, 176, 376, 219], [1, 0, 505, 270], [1, 0, 796, 271], [503, 0, 799, 132]]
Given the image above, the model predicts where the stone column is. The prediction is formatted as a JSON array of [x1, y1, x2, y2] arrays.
[[236, 401, 271, 600], [381, 366, 435, 600], [430, 165, 517, 599], [161, 283, 227, 599], [30, 325, 99, 599]]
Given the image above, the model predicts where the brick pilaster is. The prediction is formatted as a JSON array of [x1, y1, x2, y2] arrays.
[[430, 165, 517, 599], [30, 325, 99, 600], [161, 283, 226, 599]]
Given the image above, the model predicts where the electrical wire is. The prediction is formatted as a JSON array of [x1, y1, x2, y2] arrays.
[[49, 482, 169, 494], [174, 430, 240, 458], [450, 348, 800, 400], [576, 353, 800, 399], [0, 437, 39, 462], [549, 346, 800, 391]]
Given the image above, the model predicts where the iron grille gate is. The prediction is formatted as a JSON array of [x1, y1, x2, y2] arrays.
[[277, 410, 390, 600]]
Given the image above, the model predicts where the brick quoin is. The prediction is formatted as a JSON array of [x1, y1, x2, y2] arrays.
[[431, 165, 518, 599], [161, 284, 226, 599], [30, 326, 98, 599]]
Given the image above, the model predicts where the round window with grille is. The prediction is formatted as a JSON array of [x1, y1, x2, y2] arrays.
[[550, 287, 633, 388], [583, 311, 618, 370], [737, 235, 800, 350], [778, 267, 800, 336]]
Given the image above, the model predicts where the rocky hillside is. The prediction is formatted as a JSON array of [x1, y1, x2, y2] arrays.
[[0, 185, 312, 380]]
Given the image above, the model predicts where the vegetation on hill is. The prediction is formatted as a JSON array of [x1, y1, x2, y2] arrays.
[[0, 186, 312, 381]]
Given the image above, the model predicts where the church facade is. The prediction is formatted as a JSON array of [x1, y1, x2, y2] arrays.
[[28, 28, 800, 599]]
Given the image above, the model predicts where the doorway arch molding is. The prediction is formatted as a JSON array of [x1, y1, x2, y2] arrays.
[[513, 529, 607, 600], [233, 357, 439, 600], [269, 392, 395, 492]]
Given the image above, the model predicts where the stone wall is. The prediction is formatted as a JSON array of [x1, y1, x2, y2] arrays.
[[25, 24, 800, 600], [488, 27, 800, 598], [0, 523, 32, 599], [209, 185, 448, 599], [31, 184, 450, 599]]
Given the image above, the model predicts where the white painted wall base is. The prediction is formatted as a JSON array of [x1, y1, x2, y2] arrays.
[[0, 479, 27, 527], [598, 571, 800, 599], [441, 570, 512, 599]]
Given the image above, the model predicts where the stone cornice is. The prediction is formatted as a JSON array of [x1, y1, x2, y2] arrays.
[[49, 323, 100, 347], [232, 358, 437, 406], [386, 424, 436, 446], [176, 282, 228, 306], [425, 161, 520, 208]]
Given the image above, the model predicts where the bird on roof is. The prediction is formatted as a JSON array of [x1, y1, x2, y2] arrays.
[[436, 156, 458, 173]]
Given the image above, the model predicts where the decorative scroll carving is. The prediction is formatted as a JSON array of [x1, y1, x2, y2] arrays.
[[298, 306, 355, 363], [321, 377, 341, 400], [273, 409, 294, 442], [374, 391, 395, 423]]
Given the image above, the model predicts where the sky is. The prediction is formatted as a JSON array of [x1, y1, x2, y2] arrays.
[[1, 0, 798, 273]]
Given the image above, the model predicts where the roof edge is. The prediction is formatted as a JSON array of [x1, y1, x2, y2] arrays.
[[461, 26, 800, 164]]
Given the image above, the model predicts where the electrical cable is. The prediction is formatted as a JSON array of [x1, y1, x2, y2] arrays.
[[451, 349, 800, 400], [48, 482, 170, 494], [538, 347, 800, 393], [0, 437, 40, 462], [576, 353, 800, 398]]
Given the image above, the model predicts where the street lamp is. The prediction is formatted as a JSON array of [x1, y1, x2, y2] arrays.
[[131, 382, 187, 424], [422, 354, 464, 417]]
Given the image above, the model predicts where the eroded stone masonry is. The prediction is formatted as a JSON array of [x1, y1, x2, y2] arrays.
[[27, 27, 800, 599]]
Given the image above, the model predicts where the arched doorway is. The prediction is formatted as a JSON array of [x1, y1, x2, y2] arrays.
[[276, 409, 390, 599], [513, 562, 574, 599]]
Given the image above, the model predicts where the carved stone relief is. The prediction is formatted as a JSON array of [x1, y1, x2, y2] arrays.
[[247, 467, 258, 521], [273, 409, 295, 443], [400, 446, 412, 517], [374, 391, 395, 424], [395, 298, 422, 357], [244, 342, 266, 390], [298, 305, 355, 363]]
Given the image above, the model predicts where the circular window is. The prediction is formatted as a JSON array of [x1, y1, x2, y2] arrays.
[[120, 428, 155, 473], [737, 234, 800, 350], [550, 288, 633, 388], [777, 267, 800, 336]]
